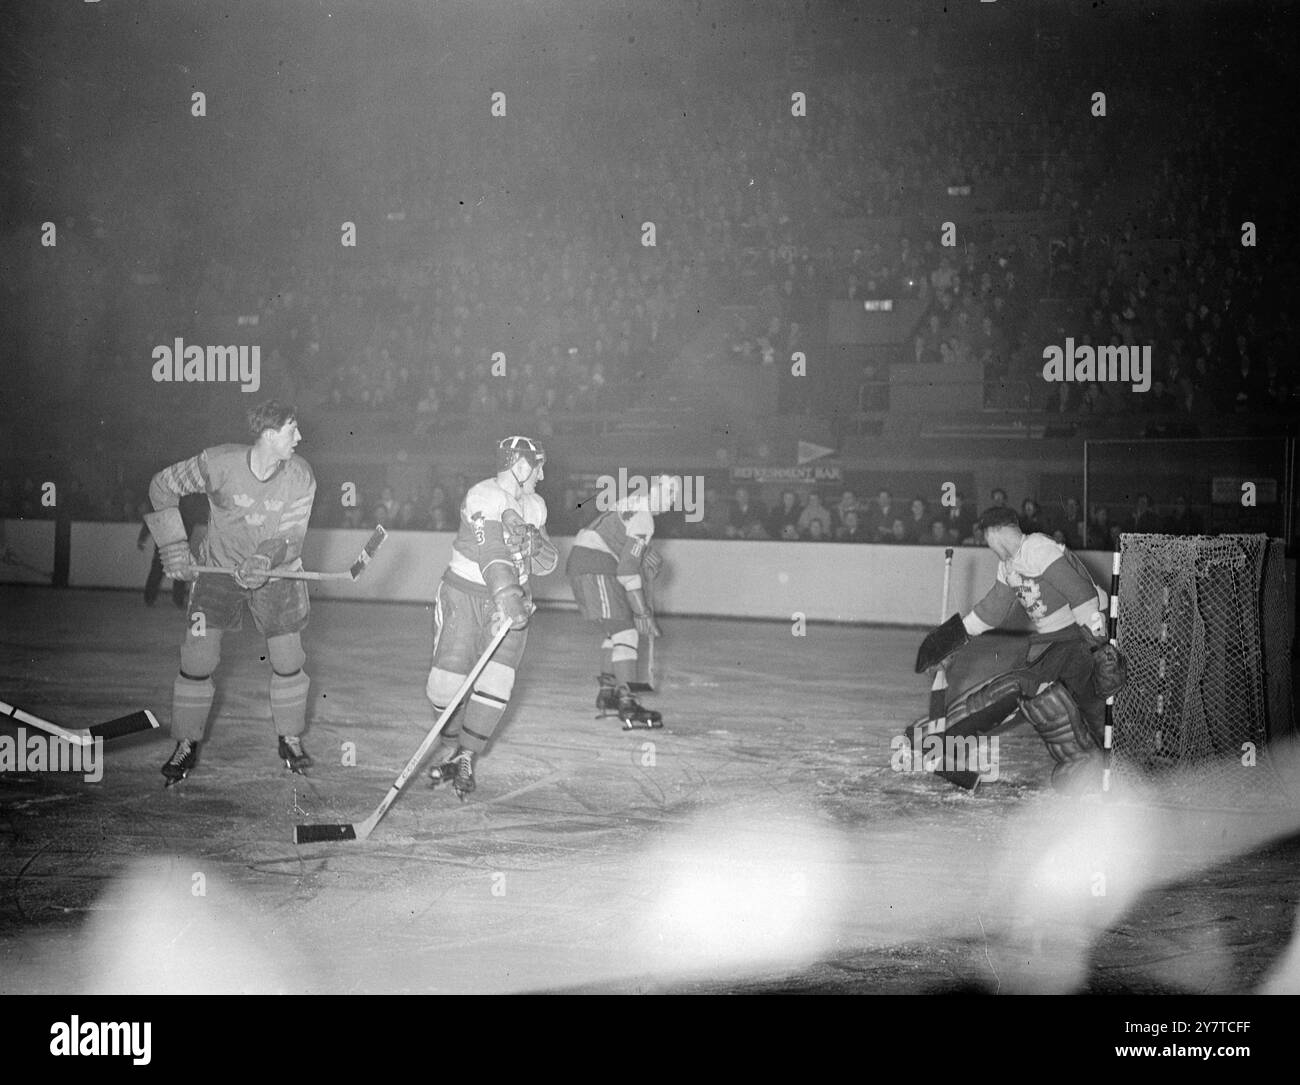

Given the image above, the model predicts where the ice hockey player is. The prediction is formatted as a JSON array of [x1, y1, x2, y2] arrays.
[[425, 436, 557, 799], [913, 506, 1126, 792], [147, 400, 317, 786], [565, 474, 677, 729]]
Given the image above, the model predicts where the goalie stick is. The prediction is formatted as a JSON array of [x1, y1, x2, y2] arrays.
[[921, 548, 979, 791], [293, 618, 512, 844], [0, 698, 159, 747], [190, 526, 388, 582]]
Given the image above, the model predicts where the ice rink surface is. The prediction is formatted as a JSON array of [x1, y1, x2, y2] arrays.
[[2, 585, 1297, 994]]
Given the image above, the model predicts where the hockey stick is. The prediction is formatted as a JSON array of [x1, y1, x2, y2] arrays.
[[926, 548, 979, 790], [190, 526, 388, 582], [0, 698, 159, 748], [0, 547, 52, 579], [293, 618, 513, 844]]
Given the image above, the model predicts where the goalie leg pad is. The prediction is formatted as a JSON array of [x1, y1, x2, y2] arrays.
[[1021, 681, 1103, 793], [942, 669, 1039, 737]]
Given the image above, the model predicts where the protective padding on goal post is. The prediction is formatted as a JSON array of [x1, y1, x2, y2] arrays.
[[1110, 533, 1296, 807]]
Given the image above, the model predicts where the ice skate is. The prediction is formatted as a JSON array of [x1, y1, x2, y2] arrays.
[[595, 673, 661, 728], [278, 734, 312, 774], [429, 748, 475, 800], [426, 738, 461, 788], [161, 739, 198, 787]]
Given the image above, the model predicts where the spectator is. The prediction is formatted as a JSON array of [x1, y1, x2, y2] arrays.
[[1164, 494, 1203, 535], [692, 488, 724, 538], [926, 519, 949, 546], [836, 509, 868, 542], [940, 490, 976, 545], [1019, 497, 1046, 535], [806, 518, 829, 543], [990, 488, 1009, 509], [1129, 492, 1163, 534], [765, 490, 802, 539], [904, 497, 930, 542], [728, 487, 768, 539], [867, 489, 899, 543], [832, 490, 860, 534], [797, 492, 832, 538]]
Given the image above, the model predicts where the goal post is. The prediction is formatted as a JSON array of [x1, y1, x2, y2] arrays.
[[1108, 533, 1296, 806]]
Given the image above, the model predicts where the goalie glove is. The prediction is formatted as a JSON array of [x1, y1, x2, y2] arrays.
[[628, 587, 660, 638], [915, 613, 970, 673]]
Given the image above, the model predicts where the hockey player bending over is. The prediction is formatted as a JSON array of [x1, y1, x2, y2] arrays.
[[149, 400, 317, 785], [425, 436, 556, 799], [566, 475, 677, 729], [914, 506, 1126, 793]]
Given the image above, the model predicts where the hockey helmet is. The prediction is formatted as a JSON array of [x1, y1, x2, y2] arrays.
[[497, 435, 546, 474]]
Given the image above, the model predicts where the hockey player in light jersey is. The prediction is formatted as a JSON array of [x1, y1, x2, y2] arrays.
[[425, 436, 557, 798], [566, 475, 677, 729], [913, 506, 1124, 792], [148, 400, 317, 785]]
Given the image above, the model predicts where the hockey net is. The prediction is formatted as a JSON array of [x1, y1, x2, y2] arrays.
[[1110, 534, 1297, 807]]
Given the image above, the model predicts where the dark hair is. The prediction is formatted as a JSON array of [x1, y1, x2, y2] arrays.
[[248, 400, 297, 439], [977, 506, 1021, 532]]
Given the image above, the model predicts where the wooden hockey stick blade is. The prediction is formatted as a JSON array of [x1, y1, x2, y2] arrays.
[[294, 823, 357, 843], [936, 768, 981, 791], [294, 620, 512, 845], [0, 700, 158, 746], [347, 525, 387, 579], [89, 710, 160, 741]]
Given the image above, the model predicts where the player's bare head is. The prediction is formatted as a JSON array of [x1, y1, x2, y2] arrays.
[[977, 506, 1023, 558], [497, 435, 545, 489], [248, 400, 299, 441]]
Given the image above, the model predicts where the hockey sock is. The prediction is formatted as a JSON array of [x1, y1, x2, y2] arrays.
[[611, 628, 638, 686], [171, 672, 215, 742], [270, 669, 310, 736]]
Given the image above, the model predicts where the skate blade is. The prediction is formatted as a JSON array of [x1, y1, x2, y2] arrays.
[[621, 719, 663, 730], [282, 762, 309, 775], [162, 773, 187, 789]]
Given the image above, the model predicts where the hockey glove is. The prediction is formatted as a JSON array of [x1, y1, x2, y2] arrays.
[[1090, 641, 1129, 699], [159, 540, 194, 581], [628, 588, 660, 638], [234, 552, 274, 590], [492, 584, 533, 631], [642, 546, 663, 580]]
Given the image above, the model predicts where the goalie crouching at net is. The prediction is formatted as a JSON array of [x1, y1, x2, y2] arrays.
[[913, 506, 1126, 793]]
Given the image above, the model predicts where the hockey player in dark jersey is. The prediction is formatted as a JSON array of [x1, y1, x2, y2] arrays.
[[565, 475, 677, 729], [913, 506, 1119, 792], [425, 436, 557, 799], [148, 400, 317, 785]]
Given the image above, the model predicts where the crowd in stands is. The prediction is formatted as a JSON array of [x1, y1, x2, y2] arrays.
[[663, 485, 1195, 550]]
